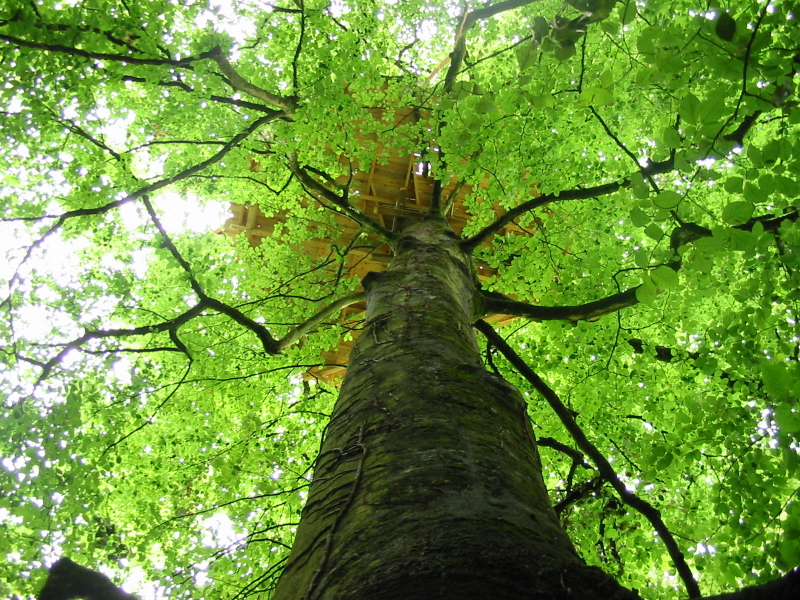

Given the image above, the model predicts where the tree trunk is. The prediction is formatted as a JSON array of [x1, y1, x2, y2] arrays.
[[273, 218, 638, 600]]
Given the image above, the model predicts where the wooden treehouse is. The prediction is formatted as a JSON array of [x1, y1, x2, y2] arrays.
[[223, 108, 526, 380]]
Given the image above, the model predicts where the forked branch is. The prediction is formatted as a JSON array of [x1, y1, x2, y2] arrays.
[[288, 158, 398, 246], [31, 305, 204, 383], [443, 0, 540, 93], [2, 112, 276, 232], [207, 46, 298, 115], [462, 181, 622, 251]]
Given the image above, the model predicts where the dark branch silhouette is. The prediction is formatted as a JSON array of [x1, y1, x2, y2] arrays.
[[0, 32, 215, 67], [481, 287, 639, 322], [474, 320, 701, 598], [38, 558, 138, 600]]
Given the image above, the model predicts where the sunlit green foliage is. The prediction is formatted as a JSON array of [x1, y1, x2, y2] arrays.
[[1, 0, 799, 598]]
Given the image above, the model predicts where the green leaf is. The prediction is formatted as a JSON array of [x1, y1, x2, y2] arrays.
[[533, 94, 557, 108], [652, 191, 682, 209], [636, 29, 656, 57], [651, 266, 679, 290], [679, 93, 702, 125], [656, 451, 674, 470], [743, 182, 761, 204], [696, 234, 725, 254], [762, 363, 795, 401], [475, 99, 498, 115], [644, 223, 665, 241], [515, 42, 538, 71], [629, 207, 650, 227], [600, 19, 620, 36], [785, 448, 799, 475], [758, 173, 774, 195], [580, 86, 615, 106], [685, 249, 714, 272], [632, 183, 650, 199], [775, 406, 800, 434], [620, 1, 637, 26], [715, 12, 737, 42], [634, 249, 649, 268], [747, 145, 763, 167], [635, 276, 658, 304], [553, 42, 577, 62], [726, 228, 756, 253], [532, 16, 549, 40], [662, 127, 682, 149], [775, 175, 800, 196], [723, 177, 744, 193], [721, 201, 754, 225]]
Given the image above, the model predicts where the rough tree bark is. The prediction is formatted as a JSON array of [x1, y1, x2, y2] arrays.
[[272, 217, 638, 600]]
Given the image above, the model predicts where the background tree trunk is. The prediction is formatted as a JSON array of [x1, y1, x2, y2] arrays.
[[273, 218, 638, 600]]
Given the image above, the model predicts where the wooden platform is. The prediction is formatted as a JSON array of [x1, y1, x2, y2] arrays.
[[223, 109, 527, 380]]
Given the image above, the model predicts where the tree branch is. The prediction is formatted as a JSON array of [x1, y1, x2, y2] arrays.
[[144, 197, 365, 357], [140, 195, 281, 356], [475, 204, 797, 330], [462, 180, 622, 251], [102, 364, 193, 456], [207, 46, 298, 115], [462, 59, 781, 254], [3, 13, 151, 55], [48, 110, 122, 161], [474, 319, 702, 598], [288, 158, 398, 246], [669, 209, 799, 252], [443, 0, 540, 93], [554, 476, 603, 515], [291, 0, 305, 92], [8, 109, 273, 274], [481, 287, 639, 322], [120, 75, 283, 114], [589, 106, 659, 191], [475, 208, 797, 325], [3, 112, 278, 229], [276, 292, 365, 352], [0, 32, 213, 67], [703, 568, 800, 600], [537, 436, 592, 468], [429, 179, 444, 215], [31, 304, 205, 383]]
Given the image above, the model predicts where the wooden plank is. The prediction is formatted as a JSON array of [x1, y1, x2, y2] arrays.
[[366, 161, 377, 196], [219, 111, 534, 381]]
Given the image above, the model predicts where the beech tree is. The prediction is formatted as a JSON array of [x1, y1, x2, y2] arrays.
[[1, 0, 799, 598]]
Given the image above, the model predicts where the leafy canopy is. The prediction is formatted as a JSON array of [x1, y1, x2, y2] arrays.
[[0, 0, 799, 598]]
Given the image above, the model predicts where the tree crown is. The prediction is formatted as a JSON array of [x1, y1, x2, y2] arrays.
[[1, 0, 799, 598]]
